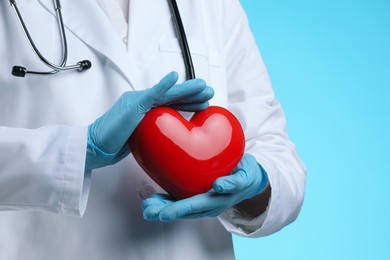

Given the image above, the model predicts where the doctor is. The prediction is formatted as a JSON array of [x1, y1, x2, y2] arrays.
[[0, 0, 306, 259]]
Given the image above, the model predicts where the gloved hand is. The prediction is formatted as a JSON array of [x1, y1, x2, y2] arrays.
[[86, 71, 214, 172], [142, 153, 269, 222]]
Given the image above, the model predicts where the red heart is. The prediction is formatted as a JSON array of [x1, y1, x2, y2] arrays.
[[129, 106, 245, 199]]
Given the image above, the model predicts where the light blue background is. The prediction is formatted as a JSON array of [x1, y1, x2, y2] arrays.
[[234, 1, 390, 259]]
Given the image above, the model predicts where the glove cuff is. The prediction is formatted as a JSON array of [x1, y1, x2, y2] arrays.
[[85, 125, 127, 172], [257, 163, 269, 195]]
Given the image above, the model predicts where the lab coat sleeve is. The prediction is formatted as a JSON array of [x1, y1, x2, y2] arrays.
[[217, 0, 307, 237], [0, 125, 91, 217]]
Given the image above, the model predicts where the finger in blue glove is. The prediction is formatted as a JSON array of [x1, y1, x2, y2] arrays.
[[86, 71, 214, 172], [142, 153, 269, 222]]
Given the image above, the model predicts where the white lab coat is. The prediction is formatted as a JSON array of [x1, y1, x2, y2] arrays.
[[0, 0, 306, 259]]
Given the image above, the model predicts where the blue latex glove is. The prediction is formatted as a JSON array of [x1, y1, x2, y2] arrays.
[[142, 153, 269, 222], [86, 71, 214, 172]]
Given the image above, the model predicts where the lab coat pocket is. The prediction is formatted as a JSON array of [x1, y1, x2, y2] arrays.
[[159, 37, 222, 67], [157, 37, 212, 83], [157, 38, 226, 107]]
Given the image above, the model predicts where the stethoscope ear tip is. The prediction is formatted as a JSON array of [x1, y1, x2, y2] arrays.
[[10, 1, 91, 77], [12, 66, 27, 77], [77, 60, 92, 71]]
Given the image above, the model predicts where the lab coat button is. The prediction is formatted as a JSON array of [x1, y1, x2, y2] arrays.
[[122, 37, 128, 45], [139, 185, 156, 199]]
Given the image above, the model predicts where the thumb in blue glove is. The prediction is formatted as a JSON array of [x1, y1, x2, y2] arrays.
[[86, 71, 214, 172]]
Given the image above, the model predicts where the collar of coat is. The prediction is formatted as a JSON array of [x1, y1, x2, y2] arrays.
[[37, 0, 174, 90]]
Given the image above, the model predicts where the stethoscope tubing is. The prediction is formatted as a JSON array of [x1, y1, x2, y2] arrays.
[[9, 0, 86, 76], [169, 0, 196, 80], [9, 0, 195, 79]]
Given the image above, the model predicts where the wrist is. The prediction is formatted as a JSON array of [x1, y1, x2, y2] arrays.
[[85, 126, 118, 172]]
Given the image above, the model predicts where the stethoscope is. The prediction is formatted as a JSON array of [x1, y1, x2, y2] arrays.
[[9, 0, 195, 80]]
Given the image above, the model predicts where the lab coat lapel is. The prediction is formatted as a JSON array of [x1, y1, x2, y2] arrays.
[[37, 0, 136, 89]]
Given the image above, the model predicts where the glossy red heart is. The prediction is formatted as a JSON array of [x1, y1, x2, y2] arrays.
[[129, 106, 245, 199]]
